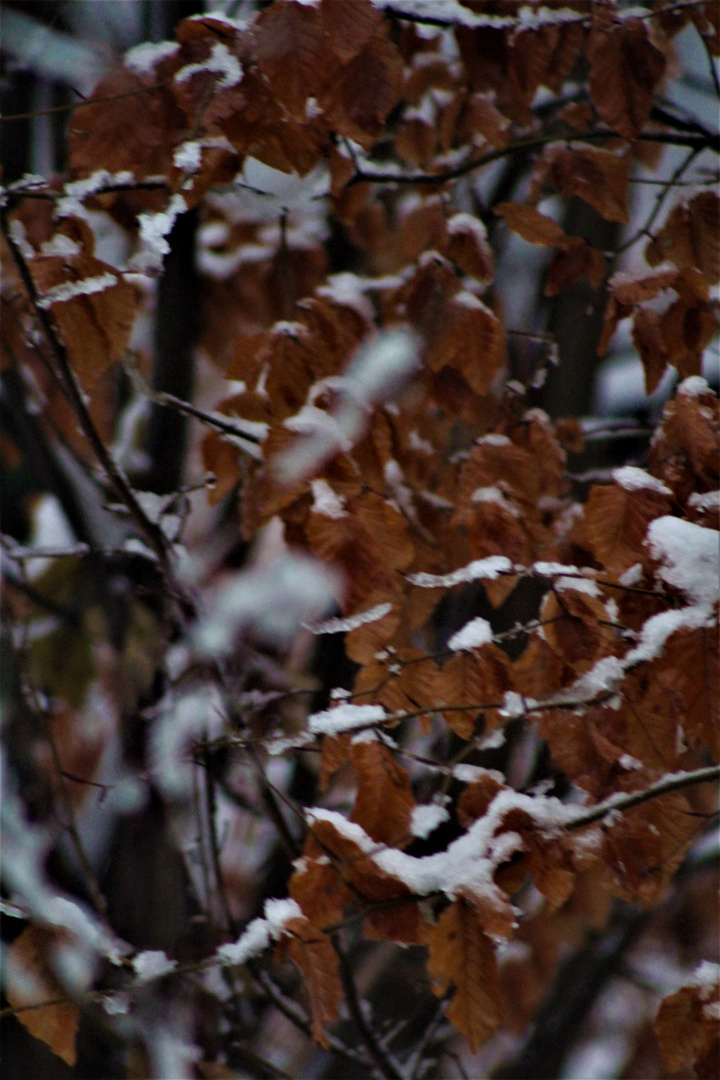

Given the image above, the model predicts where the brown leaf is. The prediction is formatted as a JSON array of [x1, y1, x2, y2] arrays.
[[29, 253, 139, 387], [656, 977, 720, 1076], [631, 307, 670, 395], [321, 0, 383, 63], [645, 193, 720, 284], [494, 202, 570, 249], [602, 790, 698, 902], [544, 240, 607, 296], [350, 739, 415, 847], [286, 917, 342, 1048], [290, 844, 352, 928], [462, 93, 510, 149], [588, 19, 666, 140], [253, 1, 327, 119], [536, 145, 630, 224], [445, 216, 494, 284], [647, 383, 719, 501], [5, 926, 81, 1066], [542, 588, 615, 673], [68, 67, 187, 183], [582, 481, 671, 574], [318, 30, 403, 147], [434, 644, 512, 739], [427, 900, 501, 1052]]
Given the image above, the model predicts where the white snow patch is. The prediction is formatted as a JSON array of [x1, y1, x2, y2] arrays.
[[411, 802, 450, 839], [125, 40, 179, 75], [619, 563, 643, 586], [448, 617, 493, 652], [173, 141, 203, 174], [625, 604, 714, 666], [194, 553, 340, 654], [175, 41, 242, 89], [309, 703, 388, 737], [646, 516, 719, 605], [40, 234, 82, 257], [408, 555, 512, 588], [149, 686, 226, 799], [310, 478, 347, 519], [305, 602, 392, 635], [471, 486, 520, 516], [688, 490, 720, 512], [677, 375, 710, 397], [216, 899, 302, 966], [447, 212, 488, 242], [554, 576, 600, 597], [613, 466, 671, 496], [131, 194, 187, 274], [36, 272, 118, 309], [132, 950, 178, 984]]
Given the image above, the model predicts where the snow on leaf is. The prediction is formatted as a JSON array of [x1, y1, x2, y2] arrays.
[[125, 40, 179, 75], [408, 556, 513, 588], [309, 703, 388, 737], [132, 950, 178, 984], [447, 616, 493, 652], [305, 601, 392, 635], [276, 327, 421, 483], [613, 466, 672, 496], [216, 898, 303, 966], [411, 802, 450, 839], [174, 41, 243, 89], [646, 516, 720, 606]]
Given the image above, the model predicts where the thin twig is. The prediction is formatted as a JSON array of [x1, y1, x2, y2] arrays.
[[1, 209, 177, 580], [332, 935, 405, 1080], [568, 764, 720, 830]]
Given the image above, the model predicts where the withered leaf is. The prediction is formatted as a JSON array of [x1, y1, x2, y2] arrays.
[[588, 19, 666, 140], [427, 900, 501, 1052]]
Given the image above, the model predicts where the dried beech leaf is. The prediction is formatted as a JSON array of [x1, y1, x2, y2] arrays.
[[656, 977, 720, 1076], [541, 589, 615, 673], [538, 145, 630, 224], [582, 482, 671, 574], [646, 193, 720, 284], [427, 900, 501, 1052], [254, 2, 327, 119], [588, 20, 666, 140], [290, 845, 352, 928], [318, 30, 403, 147], [5, 926, 80, 1067], [286, 917, 342, 1048], [544, 240, 607, 296], [350, 739, 415, 847], [494, 203, 570, 249]]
